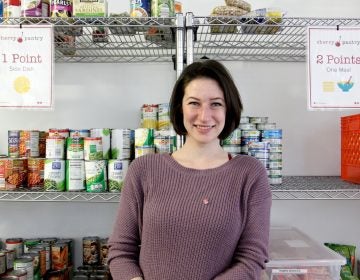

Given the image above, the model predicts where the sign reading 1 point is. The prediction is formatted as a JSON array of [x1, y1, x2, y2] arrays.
[[0, 25, 54, 109]]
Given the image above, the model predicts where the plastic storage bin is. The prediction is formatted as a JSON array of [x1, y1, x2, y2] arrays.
[[341, 114, 360, 184], [263, 227, 346, 280]]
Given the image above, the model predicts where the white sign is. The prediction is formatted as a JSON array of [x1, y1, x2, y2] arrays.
[[0, 25, 54, 109], [307, 26, 360, 109]]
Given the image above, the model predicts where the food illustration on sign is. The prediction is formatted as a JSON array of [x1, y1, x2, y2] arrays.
[[337, 76, 354, 92], [13, 76, 31, 94]]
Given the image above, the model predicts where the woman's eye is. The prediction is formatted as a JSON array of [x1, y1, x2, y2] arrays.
[[188, 101, 199, 106], [212, 102, 223, 107]]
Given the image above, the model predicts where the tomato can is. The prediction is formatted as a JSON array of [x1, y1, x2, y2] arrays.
[[8, 130, 20, 158], [84, 138, 103, 161], [51, 243, 68, 270], [46, 136, 65, 159], [44, 159, 65, 192], [14, 257, 33, 280], [110, 129, 132, 160], [66, 160, 85, 191], [19, 130, 40, 158], [108, 159, 129, 192], [27, 158, 45, 190], [83, 237, 99, 266], [4, 159, 27, 190]]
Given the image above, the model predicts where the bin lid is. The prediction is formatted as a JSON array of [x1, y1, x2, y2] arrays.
[[267, 227, 346, 267]]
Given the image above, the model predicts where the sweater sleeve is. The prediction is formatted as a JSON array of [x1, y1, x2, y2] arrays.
[[107, 160, 144, 280], [214, 162, 272, 280]]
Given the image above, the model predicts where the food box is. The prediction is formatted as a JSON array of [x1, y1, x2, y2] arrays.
[[73, 0, 107, 17], [263, 227, 346, 280], [341, 114, 360, 184], [241, 8, 283, 35]]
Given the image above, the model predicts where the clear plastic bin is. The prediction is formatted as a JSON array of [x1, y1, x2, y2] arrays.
[[263, 227, 346, 280]]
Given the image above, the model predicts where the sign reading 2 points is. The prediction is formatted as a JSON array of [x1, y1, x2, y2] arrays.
[[307, 26, 360, 110], [0, 25, 54, 109]]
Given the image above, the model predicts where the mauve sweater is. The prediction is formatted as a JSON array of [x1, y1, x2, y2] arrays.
[[108, 153, 272, 280]]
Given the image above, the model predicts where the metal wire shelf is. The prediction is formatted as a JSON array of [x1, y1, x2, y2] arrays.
[[185, 15, 360, 63], [0, 176, 359, 202]]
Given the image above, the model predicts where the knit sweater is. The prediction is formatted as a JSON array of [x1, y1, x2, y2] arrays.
[[108, 153, 272, 280]]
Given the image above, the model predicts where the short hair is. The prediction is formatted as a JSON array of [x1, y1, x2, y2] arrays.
[[169, 59, 243, 140]]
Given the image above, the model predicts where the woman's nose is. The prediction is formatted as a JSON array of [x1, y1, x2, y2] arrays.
[[199, 105, 211, 120]]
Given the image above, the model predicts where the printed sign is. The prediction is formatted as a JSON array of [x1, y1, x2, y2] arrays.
[[0, 25, 54, 109], [307, 26, 360, 109]]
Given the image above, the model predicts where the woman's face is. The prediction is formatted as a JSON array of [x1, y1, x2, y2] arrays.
[[182, 77, 226, 145]]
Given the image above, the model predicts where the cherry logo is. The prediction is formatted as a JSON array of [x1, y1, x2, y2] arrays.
[[335, 36, 341, 47], [17, 37, 23, 43]]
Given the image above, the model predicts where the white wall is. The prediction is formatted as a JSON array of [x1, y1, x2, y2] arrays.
[[1, 0, 360, 269]]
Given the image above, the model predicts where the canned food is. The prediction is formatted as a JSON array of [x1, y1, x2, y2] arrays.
[[46, 269, 66, 280], [6, 269, 27, 280], [141, 104, 158, 129], [241, 130, 260, 138], [248, 149, 270, 159], [269, 160, 282, 169], [269, 169, 282, 176], [27, 158, 45, 190], [248, 142, 270, 150], [44, 159, 65, 192], [19, 130, 40, 158], [111, 129, 132, 160], [258, 158, 269, 169], [57, 239, 73, 266], [249, 117, 268, 124], [90, 129, 111, 159], [51, 243, 68, 270], [38, 131, 47, 158], [0, 252, 6, 275], [4, 158, 27, 190], [238, 123, 256, 130], [135, 128, 154, 147], [0, 249, 15, 271], [84, 138, 103, 161], [222, 128, 241, 145], [14, 257, 33, 280], [261, 138, 282, 145], [66, 137, 84, 160], [33, 243, 50, 272], [0, 159, 5, 190], [5, 238, 23, 258], [24, 239, 40, 253], [46, 136, 65, 159], [22, 253, 40, 280], [157, 103, 171, 130], [269, 152, 282, 161], [3, 0, 21, 19], [154, 135, 175, 154], [261, 129, 282, 139], [8, 130, 20, 158], [130, 0, 150, 17], [83, 237, 99, 266], [241, 136, 260, 146], [239, 116, 249, 124], [40, 238, 58, 245], [48, 129, 69, 138], [256, 123, 276, 130], [108, 160, 129, 192], [69, 129, 90, 138], [85, 160, 107, 192], [21, 0, 42, 16], [66, 160, 85, 191], [135, 146, 155, 158], [269, 144, 282, 153], [99, 238, 108, 267]]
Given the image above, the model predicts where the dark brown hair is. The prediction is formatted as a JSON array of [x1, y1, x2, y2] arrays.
[[169, 59, 243, 140]]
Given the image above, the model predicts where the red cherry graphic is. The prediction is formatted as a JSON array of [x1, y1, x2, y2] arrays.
[[335, 41, 340, 47], [17, 37, 23, 43]]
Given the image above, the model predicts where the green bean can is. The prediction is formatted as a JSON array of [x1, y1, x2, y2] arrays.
[[44, 159, 65, 191], [85, 160, 107, 192], [108, 159, 129, 192]]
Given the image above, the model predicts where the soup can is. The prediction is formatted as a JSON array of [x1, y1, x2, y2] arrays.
[[107, 159, 129, 192], [44, 159, 65, 192], [57, 239, 73, 266], [8, 130, 20, 158], [34, 243, 50, 272], [85, 160, 107, 192], [83, 237, 99, 266]]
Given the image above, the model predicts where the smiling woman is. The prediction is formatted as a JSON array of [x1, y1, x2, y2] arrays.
[[108, 59, 272, 280]]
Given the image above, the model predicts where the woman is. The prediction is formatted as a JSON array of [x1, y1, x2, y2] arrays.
[[108, 59, 272, 280]]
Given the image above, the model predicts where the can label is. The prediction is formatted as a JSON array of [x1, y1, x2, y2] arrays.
[[141, 104, 158, 129], [111, 129, 132, 160], [239, 123, 256, 130], [249, 117, 269, 124], [135, 128, 154, 147], [4, 159, 27, 190], [51, 243, 68, 270], [38, 131, 47, 158], [90, 129, 111, 159], [8, 130, 20, 158], [241, 130, 260, 137], [158, 103, 171, 130], [84, 137, 103, 160], [14, 258, 33, 280], [0, 159, 5, 190], [151, 0, 175, 17], [135, 146, 155, 158], [50, 0, 72, 17], [85, 160, 107, 192], [69, 129, 90, 138], [46, 137, 65, 159], [154, 135, 175, 154], [21, 0, 42, 16], [48, 129, 69, 138], [28, 247, 46, 277], [44, 159, 65, 191], [223, 128, 241, 145], [5, 239, 23, 259], [108, 159, 129, 192], [66, 160, 85, 191], [130, 0, 150, 17], [0, 249, 15, 271], [0, 253, 6, 275], [66, 137, 84, 160], [19, 130, 39, 158], [99, 238, 108, 266], [222, 144, 241, 154], [261, 129, 283, 139], [3, 0, 21, 18], [27, 158, 44, 190], [256, 123, 276, 130], [83, 237, 99, 265]]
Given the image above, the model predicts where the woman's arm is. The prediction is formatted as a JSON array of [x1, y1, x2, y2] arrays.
[[108, 162, 145, 280]]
